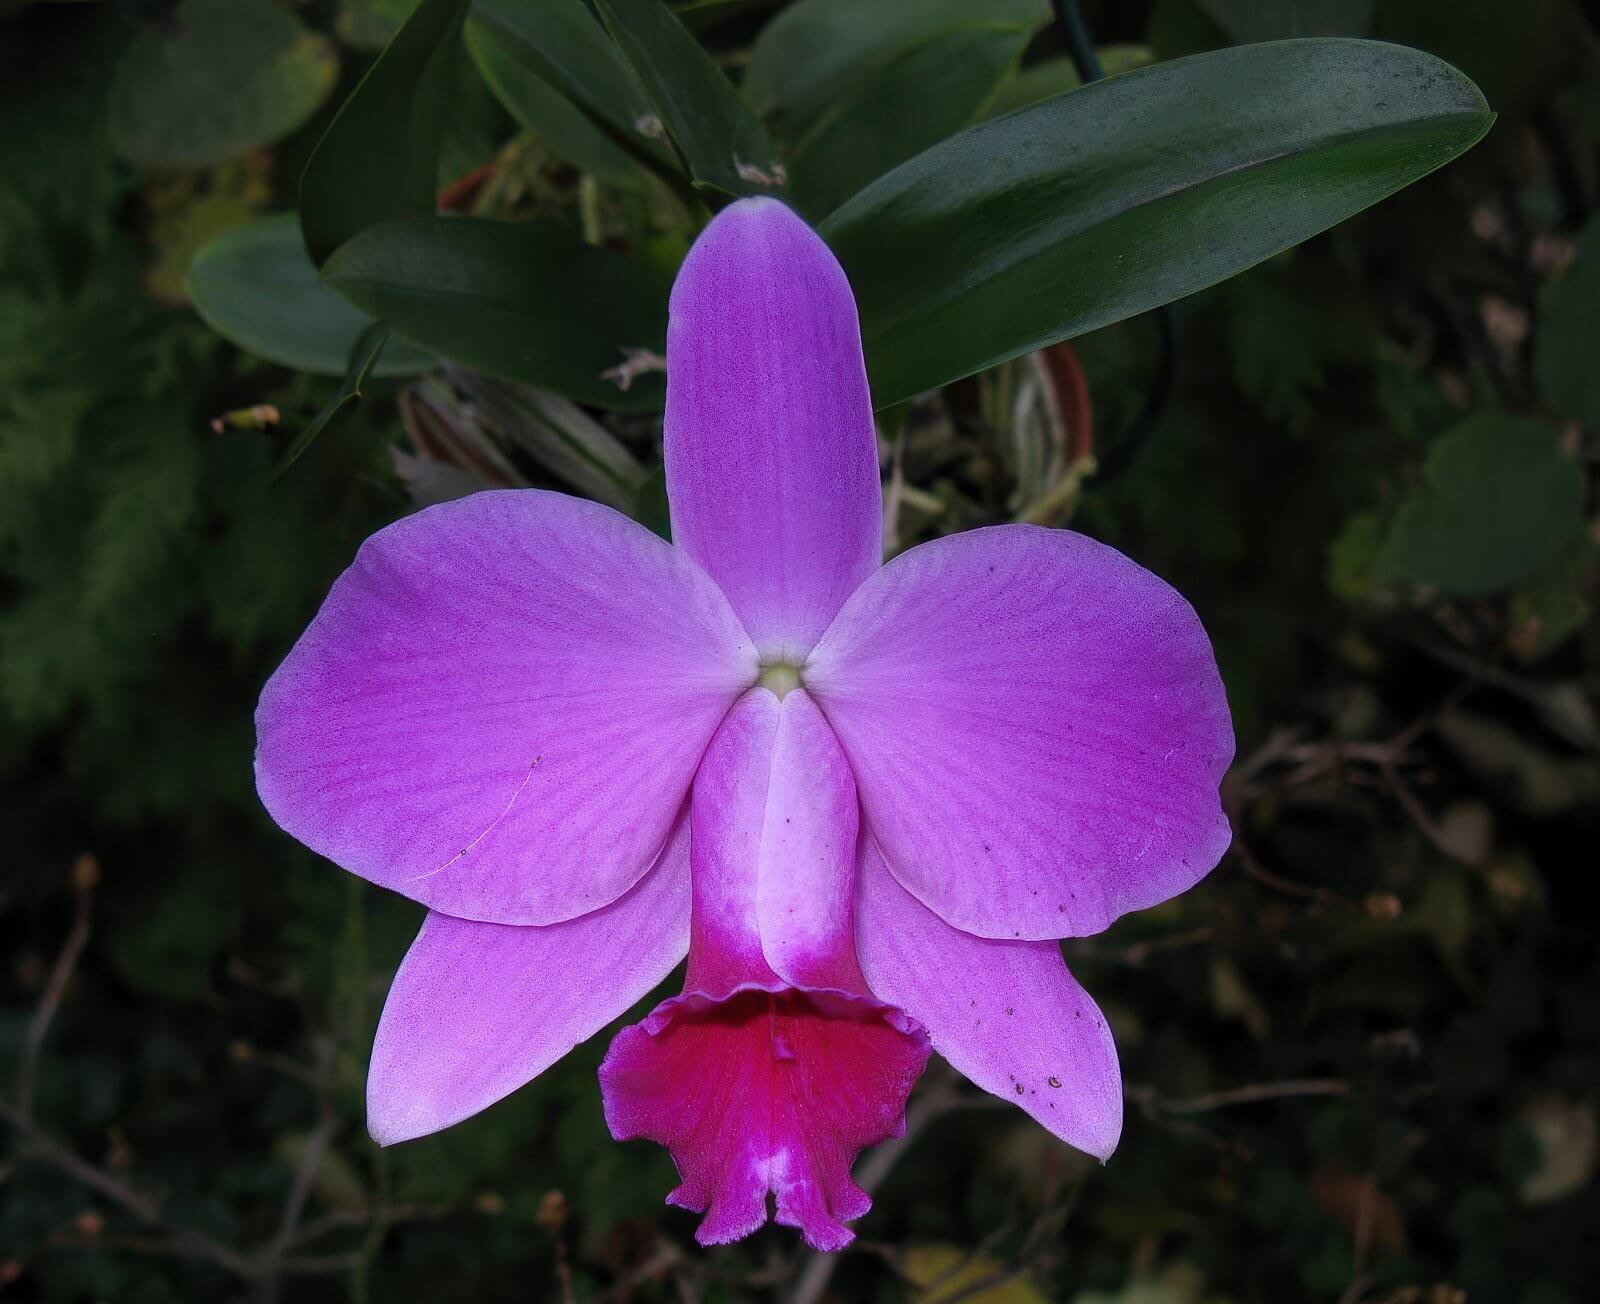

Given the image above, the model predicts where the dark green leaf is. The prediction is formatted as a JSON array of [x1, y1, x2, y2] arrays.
[[110, 0, 338, 167], [823, 39, 1494, 408], [593, 0, 782, 198], [745, 0, 1046, 138], [438, 48, 509, 188], [1535, 218, 1600, 431], [1380, 415, 1585, 596], [187, 215, 433, 377], [299, 0, 468, 267], [465, 15, 650, 186], [322, 216, 670, 411], [634, 464, 672, 540], [787, 26, 1031, 220], [274, 323, 390, 477], [467, 0, 678, 180]]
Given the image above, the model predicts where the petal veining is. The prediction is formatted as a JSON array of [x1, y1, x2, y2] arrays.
[[367, 812, 691, 1145], [664, 198, 881, 662], [256, 489, 756, 925], [806, 524, 1234, 941], [856, 838, 1122, 1161]]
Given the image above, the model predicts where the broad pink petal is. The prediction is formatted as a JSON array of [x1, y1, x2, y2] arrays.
[[600, 684, 928, 1249], [256, 489, 756, 925], [856, 840, 1122, 1161], [664, 198, 881, 662], [806, 524, 1233, 941], [601, 990, 926, 1251], [367, 813, 691, 1145]]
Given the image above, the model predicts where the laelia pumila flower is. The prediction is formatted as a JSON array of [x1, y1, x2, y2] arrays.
[[255, 198, 1234, 1250]]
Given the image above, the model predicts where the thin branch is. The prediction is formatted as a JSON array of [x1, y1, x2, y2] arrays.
[[1132, 1078, 1350, 1116], [18, 855, 97, 1120]]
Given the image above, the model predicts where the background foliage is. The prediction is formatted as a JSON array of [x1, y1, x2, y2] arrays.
[[2, 1, 1597, 1301]]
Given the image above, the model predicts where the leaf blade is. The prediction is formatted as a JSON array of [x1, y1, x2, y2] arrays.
[[187, 214, 433, 377], [822, 38, 1493, 407], [274, 322, 391, 478], [321, 216, 670, 411], [593, 0, 781, 198], [300, 0, 468, 267]]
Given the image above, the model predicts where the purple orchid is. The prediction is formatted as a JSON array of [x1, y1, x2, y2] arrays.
[[255, 198, 1234, 1251]]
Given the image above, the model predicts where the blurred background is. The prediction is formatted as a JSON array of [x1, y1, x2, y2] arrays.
[[1, 0, 1597, 1300]]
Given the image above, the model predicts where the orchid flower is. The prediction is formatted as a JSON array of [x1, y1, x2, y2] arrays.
[[255, 198, 1234, 1251]]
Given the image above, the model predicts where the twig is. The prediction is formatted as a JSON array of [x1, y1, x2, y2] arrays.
[[1132, 1078, 1350, 1115], [18, 855, 97, 1120], [0, 1099, 253, 1277]]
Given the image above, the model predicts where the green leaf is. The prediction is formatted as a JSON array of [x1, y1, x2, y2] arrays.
[[593, 0, 782, 198], [322, 216, 670, 411], [274, 323, 390, 478], [745, 0, 1047, 139], [187, 215, 433, 377], [1535, 218, 1600, 431], [465, 15, 650, 186], [110, 0, 338, 167], [634, 464, 672, 540], [1379, 414, 1585, 596], [467, 0, 678, 181], [787, 26, 1032, 220], [299, 0, 468, 267], [822, 38, 1494, 408]]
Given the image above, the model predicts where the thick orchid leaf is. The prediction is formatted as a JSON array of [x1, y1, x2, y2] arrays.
[[593, 0, 782, 199], [300, 0, 468, 267], [1379, 415, 1585, 597], [274, 323, 390, 478], [787, 26, 1031, 220], [321, 216, 670, 411], [825, 38, 1493, 408], [466, 0, 677, 182], [464, 15, 649, 186], [187, 215, 433, 378], [745, 0, 1047, 139], [110, 0, 338, 168]]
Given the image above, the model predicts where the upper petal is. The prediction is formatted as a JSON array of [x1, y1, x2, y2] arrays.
[[806, 524, 1234, 941], [664, 198, 881, 662], [367, 811, 691, 1145], [256, 489, 756, 924], [856, 839, 1121, 1161]]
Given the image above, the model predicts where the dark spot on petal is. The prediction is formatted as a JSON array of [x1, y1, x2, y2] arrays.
[[1015, 1083, 1024, 1095], [1006, 1008, 1014, 1016], [1048, 1076, 1062, 1088]]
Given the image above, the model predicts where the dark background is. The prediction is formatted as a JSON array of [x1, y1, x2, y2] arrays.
[[2, 1, 1597, 1300]]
